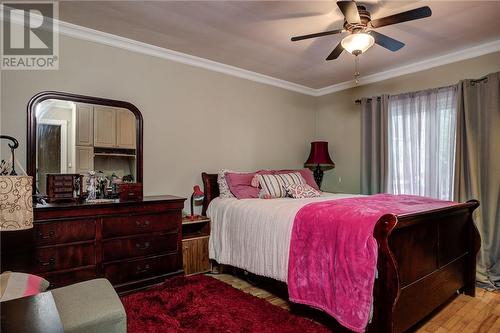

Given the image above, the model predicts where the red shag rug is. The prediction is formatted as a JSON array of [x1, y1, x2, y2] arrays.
[[121, 274, 329, 333]]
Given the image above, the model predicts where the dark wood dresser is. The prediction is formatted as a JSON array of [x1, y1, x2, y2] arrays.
[[1, 196, 185, 294]]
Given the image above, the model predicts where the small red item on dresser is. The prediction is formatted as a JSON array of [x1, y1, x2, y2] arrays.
[[118, 183, 143, 201]]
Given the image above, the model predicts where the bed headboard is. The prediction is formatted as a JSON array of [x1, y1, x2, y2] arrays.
[[201, 173, 219, 216]]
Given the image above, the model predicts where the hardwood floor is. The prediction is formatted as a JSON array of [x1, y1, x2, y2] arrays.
[[211, 273, 500, 333]]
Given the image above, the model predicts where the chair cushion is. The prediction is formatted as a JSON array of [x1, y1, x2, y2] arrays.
[[51, 278, 126, 333], [0, 272, 49, 302]]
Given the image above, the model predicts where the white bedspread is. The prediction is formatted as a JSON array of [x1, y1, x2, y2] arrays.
[[208, 193, 360, 282]]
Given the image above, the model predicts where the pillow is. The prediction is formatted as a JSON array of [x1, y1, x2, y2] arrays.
[[251, 175, 260, 188], [225, 172, 260, 199], [217, 169, 235, 198], [258, 172, 305, 198], [0, 272, 49, 302], [285, 184, 321, 199], [273, 169, 319, 191]]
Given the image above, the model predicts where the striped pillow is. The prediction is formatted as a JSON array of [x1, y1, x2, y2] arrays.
[[258, 172, 305, 198]]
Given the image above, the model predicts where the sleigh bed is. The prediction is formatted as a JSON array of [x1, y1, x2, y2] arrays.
[[201, 172, 480, 333]]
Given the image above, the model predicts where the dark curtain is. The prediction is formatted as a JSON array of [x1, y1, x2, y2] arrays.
[[454, 72, 500, 290], [360, 95, 389, 194]]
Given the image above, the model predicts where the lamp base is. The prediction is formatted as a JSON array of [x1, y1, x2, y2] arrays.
[[313, 165, 324, 189]]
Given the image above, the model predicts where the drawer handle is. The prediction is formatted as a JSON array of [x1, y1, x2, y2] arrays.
[[135, 264, 150, 274], [38, 230, 56, 240], [135, 242, 150, 250], [39, 257, 56, 267], [135, 220, 150, 228]]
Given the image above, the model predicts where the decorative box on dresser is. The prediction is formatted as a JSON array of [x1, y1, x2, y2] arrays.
[[1, 196, 186, 294]]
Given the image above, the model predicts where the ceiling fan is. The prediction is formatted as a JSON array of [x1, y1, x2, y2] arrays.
[[291, 1, 432, 60]]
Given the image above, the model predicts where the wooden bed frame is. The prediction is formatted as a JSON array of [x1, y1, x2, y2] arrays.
[[201, 173, 481, 333]]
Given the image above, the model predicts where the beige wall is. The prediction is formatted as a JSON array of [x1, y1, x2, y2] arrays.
[[2, 34, 499, 208], [316, 51, 500, 194], [0, 35, 316, 213]]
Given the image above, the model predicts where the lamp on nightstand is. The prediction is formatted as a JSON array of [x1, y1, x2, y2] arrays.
[[304, 141, 335, 189], [189, 185, 205, 220]]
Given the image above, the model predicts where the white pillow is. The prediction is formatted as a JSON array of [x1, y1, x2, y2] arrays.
[[258, 172, 305, 198]]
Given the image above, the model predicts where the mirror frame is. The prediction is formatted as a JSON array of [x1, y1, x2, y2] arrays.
[[27, 91, 144, 194]]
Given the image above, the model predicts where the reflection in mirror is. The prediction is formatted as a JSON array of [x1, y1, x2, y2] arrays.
[[35, 99, 137, 197]]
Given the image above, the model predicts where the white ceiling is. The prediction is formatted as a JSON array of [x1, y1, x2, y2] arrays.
[[59, 1, 500, 89]]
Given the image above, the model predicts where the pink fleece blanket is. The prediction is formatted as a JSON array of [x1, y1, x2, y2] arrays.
[[287, 194, 456, 332]]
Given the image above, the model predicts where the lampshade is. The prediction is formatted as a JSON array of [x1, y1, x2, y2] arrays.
[[341, 33, 374, 54], [192, 185, 204, 201], [304, 141, 335, 170], [0, 176, 33, 231], [190, 185, 205, 219]]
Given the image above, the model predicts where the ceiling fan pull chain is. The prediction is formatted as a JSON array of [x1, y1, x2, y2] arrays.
[[354, 55, 360, 84]]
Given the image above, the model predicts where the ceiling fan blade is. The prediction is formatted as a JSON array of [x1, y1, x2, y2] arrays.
[[326, 42, 344, 60], [370, 6, 431, 28], [337, 1, 361, 24], [370, 31, 405, 51], [291, 29, 343, 42]]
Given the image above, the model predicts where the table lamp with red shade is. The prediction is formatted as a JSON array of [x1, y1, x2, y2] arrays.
[[304, 141, 335, 189], [189, 185, 205, 220]]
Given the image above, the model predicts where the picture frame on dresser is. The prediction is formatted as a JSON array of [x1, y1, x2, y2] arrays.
[[0, 91, 186, 295]]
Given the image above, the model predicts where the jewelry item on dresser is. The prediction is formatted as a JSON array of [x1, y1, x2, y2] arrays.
[[111, 172, 120, 194], [46, 174, 80, 203], [86, 171, 97, 201], [33, 188, 47, 205], [95, 171, 108, 199], [122, 174, 134, 183], [118, 182, 143, 201]]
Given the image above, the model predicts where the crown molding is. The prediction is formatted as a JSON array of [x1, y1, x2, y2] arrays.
[[18, 16, 500, 97], [314, 38, 500, 96], [56, 20, 317, 96]]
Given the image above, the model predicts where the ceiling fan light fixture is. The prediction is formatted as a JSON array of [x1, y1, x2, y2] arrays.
[[341, 33, 374, 54]]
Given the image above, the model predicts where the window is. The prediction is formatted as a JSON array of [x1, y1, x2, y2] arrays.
[[387, 86, 457, 200]]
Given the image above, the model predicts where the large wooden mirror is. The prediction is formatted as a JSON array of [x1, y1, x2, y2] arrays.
[[27, 91, 143, 196]]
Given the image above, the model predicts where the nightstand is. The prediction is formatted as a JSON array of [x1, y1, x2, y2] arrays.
[[182, 216, 211, 275]]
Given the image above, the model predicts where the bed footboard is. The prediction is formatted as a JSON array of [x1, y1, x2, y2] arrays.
[[371, 200, 480, 333]]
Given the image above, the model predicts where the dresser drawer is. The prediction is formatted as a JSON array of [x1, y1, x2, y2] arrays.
[[42, 266, 97, 290], [102, 212, 179, 238], [102, 233, 179, 262], [35, 244, 95, 273], [34, 219, 96, 246], [103, 254, 180, 285]]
